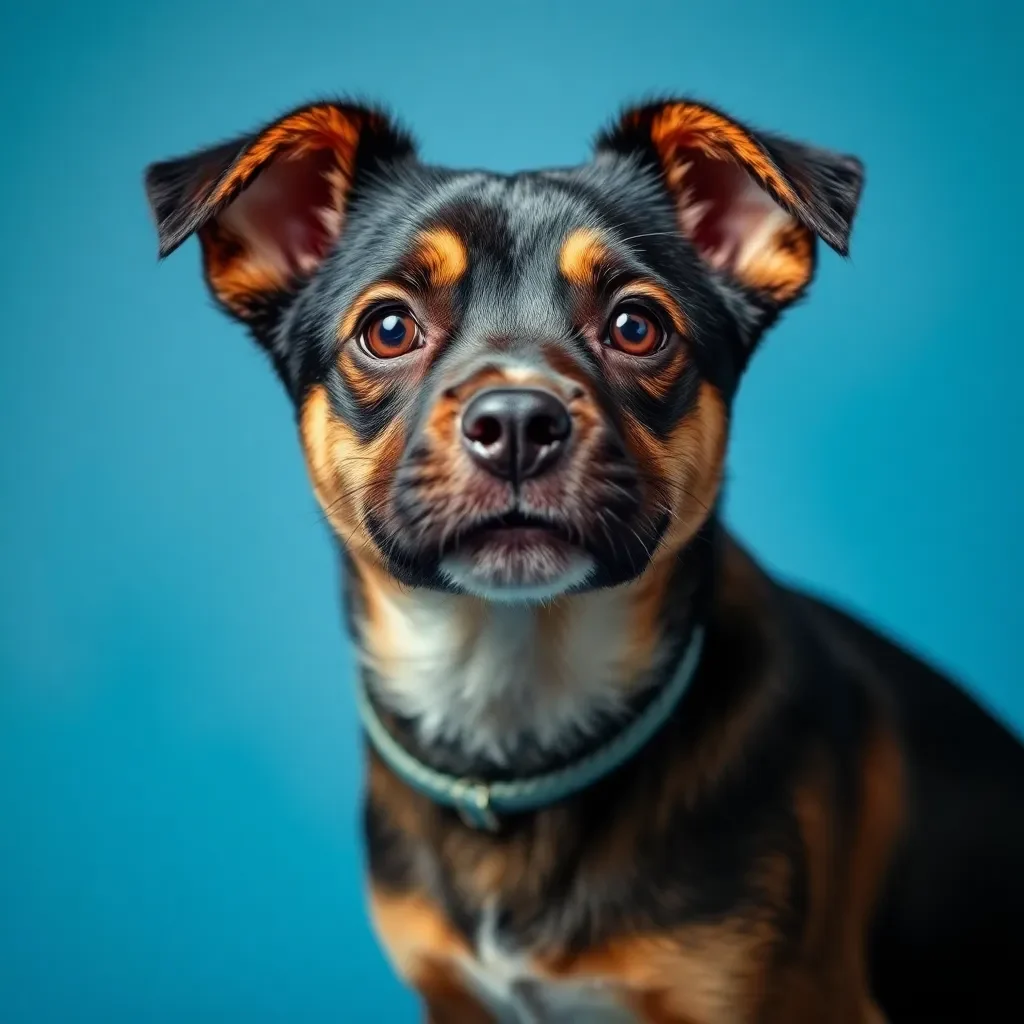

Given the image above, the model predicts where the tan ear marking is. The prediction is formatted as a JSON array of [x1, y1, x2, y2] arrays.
[[648, 103, 797, 206], [734, 218, 815, 304], [608, 100, 847, 309], [146, 103, 412, 328], [209, 106, 362, 207]]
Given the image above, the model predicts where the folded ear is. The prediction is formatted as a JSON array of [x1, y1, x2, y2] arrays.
[[596, 99, 864, 313], [144, 101, 414, 324]]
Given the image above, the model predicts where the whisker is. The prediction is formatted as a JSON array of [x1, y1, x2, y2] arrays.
[[617, 230, 684, 245]]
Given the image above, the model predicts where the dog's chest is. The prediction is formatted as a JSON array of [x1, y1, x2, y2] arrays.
[[456, 908, 636, 1023]]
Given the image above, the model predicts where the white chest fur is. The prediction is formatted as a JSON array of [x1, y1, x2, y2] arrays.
[[359, 584, 659, 768], [455, 907, 637, 1023]]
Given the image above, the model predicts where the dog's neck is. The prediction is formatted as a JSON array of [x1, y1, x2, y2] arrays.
[[347, 523, 719, 781]]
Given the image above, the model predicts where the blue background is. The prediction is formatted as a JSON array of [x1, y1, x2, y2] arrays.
[[1, 1, 1021, 1020]]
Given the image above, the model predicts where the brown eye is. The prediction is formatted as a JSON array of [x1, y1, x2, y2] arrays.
[[606, 306, 664, 356], [361, 309, 421, 358]]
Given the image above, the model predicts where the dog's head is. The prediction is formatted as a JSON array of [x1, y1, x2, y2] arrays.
[[146, 99, 862, 603]]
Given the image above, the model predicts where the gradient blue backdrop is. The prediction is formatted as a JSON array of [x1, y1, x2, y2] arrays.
[[1, 1, 1021, 1020]]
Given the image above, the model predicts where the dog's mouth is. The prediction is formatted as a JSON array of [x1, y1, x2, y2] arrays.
[[440, 509, 593, 600], [456, 509, 575, 546]]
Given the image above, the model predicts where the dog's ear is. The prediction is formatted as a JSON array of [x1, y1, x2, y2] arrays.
[[144, 101, 414, 325], [596, 99, 864, 322]]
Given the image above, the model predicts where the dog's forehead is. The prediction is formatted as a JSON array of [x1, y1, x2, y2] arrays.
[[429, 169, 606, 249], [442, 171, 607, 292], [305, 160, 684, 364], [368, 168, 622, 321]]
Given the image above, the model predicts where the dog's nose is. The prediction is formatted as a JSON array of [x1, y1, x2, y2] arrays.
[[461, 388, 572, 482]]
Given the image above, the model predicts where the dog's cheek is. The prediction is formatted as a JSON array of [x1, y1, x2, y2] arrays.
[[410, 390, 475, 521], [633, 346, 689, 405], [299, 383, 404, 560], [420, 390, 462, 463], [337, 348, 400, 411], [619, 412, 667, 515], [660, 381, 728, 556], [621, 381, 727, 562]]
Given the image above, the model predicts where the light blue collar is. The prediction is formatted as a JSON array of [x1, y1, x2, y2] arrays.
[[356, 624, 705, 831]]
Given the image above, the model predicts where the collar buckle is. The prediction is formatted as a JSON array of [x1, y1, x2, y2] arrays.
[[452, 780, 501, 832]]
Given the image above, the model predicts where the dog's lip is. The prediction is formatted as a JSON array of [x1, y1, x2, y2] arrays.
[[452, 509, 576, 547]]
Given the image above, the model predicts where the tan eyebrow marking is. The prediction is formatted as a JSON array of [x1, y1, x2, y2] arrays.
[[559, 228, 612, 286], [338, 229, 466, 340], [621, 280, 688, 336], [412, 228, 468, 288], [560, 228, 688, 336], [339, 283, 414, 339]]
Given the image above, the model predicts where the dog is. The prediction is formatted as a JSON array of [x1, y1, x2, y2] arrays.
[[145, 96, 1024, 1022]]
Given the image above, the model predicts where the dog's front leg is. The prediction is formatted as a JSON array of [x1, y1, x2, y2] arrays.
[[417, 968, 495, 1024], [370, 886, 495, 1022], [759, 974, 889, 1024]]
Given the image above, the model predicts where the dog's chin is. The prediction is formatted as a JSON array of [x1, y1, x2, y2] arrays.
[[439, 526, 596, 604]]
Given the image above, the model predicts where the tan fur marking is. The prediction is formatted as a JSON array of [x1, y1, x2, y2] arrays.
[[192, 106, 370, 313], [339, 283, 416, 340], [735, 219, 815, 303], [337, 345, 394, 408], [636, 345, 688, 402], [845, 726, 904, 975], [762, 973, 887, 1024], [414, 227, 469, 288], [623, 281, 688, 336], [658, 382, 727, 558], [199, 220, 289, 315], [619, 556, 679, 681], [548, 916, 883, 1023], [369, 888, 494, 1022], [359, 535, 890, 1024], [619, 381, 727, 567], [792, 753, 836, 956], [298, 384, 403, 563], [763, 730, 901, 1023], [417, 362, 602, 492], [421, 966, 496, 1023], [647, 103, 797, 206], [420, 390, 465, 454], [634, 102, 817, 303], [559, 227, 610, 286], [540, 919, 773, 1023], [210, 106, 361, 206]]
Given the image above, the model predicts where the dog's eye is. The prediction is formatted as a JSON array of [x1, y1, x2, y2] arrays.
[[605, 305, 664, 356], [361, 309, 422, 359]]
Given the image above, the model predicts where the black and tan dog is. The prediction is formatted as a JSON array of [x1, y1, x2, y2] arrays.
[[145, 97, 1024, 1022]]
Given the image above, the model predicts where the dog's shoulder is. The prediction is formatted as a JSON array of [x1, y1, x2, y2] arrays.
[[789, 587, 1024, 1017]]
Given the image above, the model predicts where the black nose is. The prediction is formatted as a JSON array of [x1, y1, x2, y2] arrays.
[[461, 388, 572, 482]]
